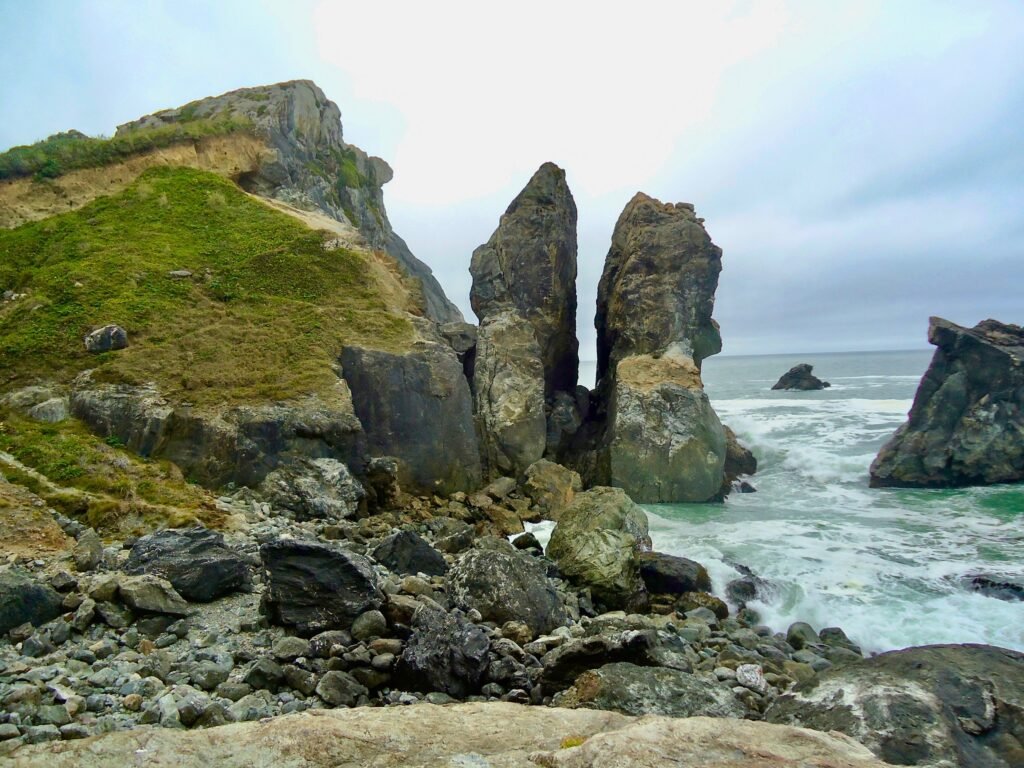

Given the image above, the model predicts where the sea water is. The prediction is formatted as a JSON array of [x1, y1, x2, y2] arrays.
[[573, 351, 1024, 654]]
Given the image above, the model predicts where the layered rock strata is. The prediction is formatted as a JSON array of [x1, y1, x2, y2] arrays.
[[870, 317, 1024, 488]]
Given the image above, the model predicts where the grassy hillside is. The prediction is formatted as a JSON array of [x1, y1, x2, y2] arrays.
[[0, 166, 413, 406]]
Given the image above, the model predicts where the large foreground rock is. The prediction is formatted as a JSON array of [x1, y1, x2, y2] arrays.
[[123, 527, 250, 602], [394, 605, 490, 697], [340, 344, 481, 494], [767, 643, 1024, 767], [5, 702, 890, 767], [870, 317, 1024, 488]]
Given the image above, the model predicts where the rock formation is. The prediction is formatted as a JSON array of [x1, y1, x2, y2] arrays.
[[469, 163, 580, 475], [574, 193, 732, 502], [772, 364, 830, 391], [870, 317, 1024, 488]]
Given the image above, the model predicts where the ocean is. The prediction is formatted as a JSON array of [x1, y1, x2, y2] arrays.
[[572, 351, 1024, 654]]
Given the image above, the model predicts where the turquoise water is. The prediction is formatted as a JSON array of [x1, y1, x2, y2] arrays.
[[583, 351, 1024, 653]]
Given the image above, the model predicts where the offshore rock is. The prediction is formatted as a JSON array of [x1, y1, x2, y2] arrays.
[[722, 424, 758, 490], [260, 540, 383, 636], [546, 487, 651, 611], [469, 162, 579, 398], [340, 344, 481, 494], [447, 548, 568, 634], [772, 363, 830, 391], [767, 643, 1024, 768], [581, 194, 729, 502], [5, 702, 891, 768], [123, 527, 250, 602], [555, 661, 743, 719], [117, 80, 461, 323], [472, 309, 547, 476], [870, 317, 1024, 488]]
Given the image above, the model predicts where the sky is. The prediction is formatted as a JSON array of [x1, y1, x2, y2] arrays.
[[2, 0, 1022, 357]]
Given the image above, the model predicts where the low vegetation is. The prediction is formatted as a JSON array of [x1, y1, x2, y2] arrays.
[[0, 166, 413, 406]]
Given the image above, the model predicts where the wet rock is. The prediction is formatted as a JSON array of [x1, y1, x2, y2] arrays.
[[871, 317, 1024, 488], [786, 622, 820, 650], [260, 540, 383, 636], [395, 604, 490, 698], [767, 644, 1024, 768], [123, 527, 250, 602], [638, 552, 710, 595], [511, 532, 542, 553], [554, 661, 743, 718], [0, 569, 64, 634], [965, 574, 1024, 602], [447, 548, 567, 635], [260, 458, 365, 520], [84, 324, 127, 352], [371, 530, 447, 577], [771, 364, 830, 391]]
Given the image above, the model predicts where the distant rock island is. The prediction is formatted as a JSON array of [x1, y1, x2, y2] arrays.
[[870, 316, 1024, 488], [771, 364, 830, 391]]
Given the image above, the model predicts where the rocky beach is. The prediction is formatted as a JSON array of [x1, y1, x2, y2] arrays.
[[1, 80, 1022, 767]]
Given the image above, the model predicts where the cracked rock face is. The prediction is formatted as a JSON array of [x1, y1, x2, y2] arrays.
[[870, 317, 1024, 488]]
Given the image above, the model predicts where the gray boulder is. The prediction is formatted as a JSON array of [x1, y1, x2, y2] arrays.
[[341, 344, 481, 494], [447, 548, 567, 635], [84, 324, 127, 353], [371, 530, 448, 577], [395, 604, 490, 698], [554, 661, 743, 718], [771, 363, 830, 391], [117, 575, 189, 615], [0, 569, 63, 634], [260, 457, 365, 520], [767, 644, 1024, 767], [871, 317, 1024, 488], [123, 527, 250, 602], [260, 540, 383, 636]]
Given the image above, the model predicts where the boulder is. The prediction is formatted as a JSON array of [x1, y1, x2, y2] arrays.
[[0, 569, 63, 635], [394, 604, 490, 698], [83, 324, 127, 353], [117, 575, 189, 616], [521, 459, 581, 521], [447, 548, 567, 635], [554, 661, 743, 718], [340, 344, 481, 494], [469, 162, 579, 399], [371, 530, 448, 577], [771, 364, 830, 391], [123, 527, 250, 602], [546, 487, 651, 611], [472, 309, 547, 476], [722, 425, 758, 483], [260, 458, 365, 520], [870, 317, 1024, 488], [767, 644, 1024, 768], [638, 552, 711, 595], [73, 529, 103, 572], [260, 540, 382, 636]]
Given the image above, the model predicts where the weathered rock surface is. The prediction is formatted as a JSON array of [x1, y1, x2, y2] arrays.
[[576, 194, 731, 502], [341, 344, 481, 494], [546, 487, 651, 611], [470, 162, 579, 398], [260, 540, 383, 636], [117, 80, 461, 324], [472, 309, 547, 476], [5, 702, 891, 768], [83, 325, 127, 353], [0, 568, 63, 634], [259, 457, 365, 521], [116, 575, 189, 616], [394, 605, 489, 697], [371, 530, 448, 577], [555, 661, 743, 718], [447, 548, 567, 634], [123, 528, 250, 602], [767, 643, 1024, 767], [870, 317, 1024, 488], [722, 424, 758, 492], [772, 363, 830, 391], [521, 458, 582, 520], [638, 551, 711, 595]]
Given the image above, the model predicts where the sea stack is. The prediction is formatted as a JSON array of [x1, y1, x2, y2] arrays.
[[577, 193, 728, 503], [771, 364, 830, 391], [469, 162, 580, 476], [870, 317, 1024, 488]]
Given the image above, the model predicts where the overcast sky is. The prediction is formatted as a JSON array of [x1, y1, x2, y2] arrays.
[[2, 0, 1022, 357]]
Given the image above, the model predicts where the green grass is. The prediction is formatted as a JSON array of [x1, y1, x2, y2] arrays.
[[0, 166, 413, 406], [0, 117, 253, 181]]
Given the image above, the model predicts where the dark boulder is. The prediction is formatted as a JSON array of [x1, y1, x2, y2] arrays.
[[767, 644, 1024, 767], [124, 527, 250, 602], [638, 552, 711, 595], [84, 324, 127, 353], [394, 604, 490, 698], [965, 574, 1024, 602], [371, 530, 448, 577], [771, 364, 830, 391], [447, 548, 567, 635], [0, 569, 63, 634], [260, 540, 383, 636], [871, 317, 1024, 488]]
